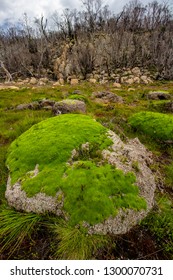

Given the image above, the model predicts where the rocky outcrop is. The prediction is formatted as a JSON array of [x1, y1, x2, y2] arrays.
[[16, 102, 40, 110], [14, 98, 86, 114], [52, 99, 86, 115], [146, 91, 171, 100]]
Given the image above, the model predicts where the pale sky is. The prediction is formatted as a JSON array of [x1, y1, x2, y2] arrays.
[[0, 0, 172, 26]]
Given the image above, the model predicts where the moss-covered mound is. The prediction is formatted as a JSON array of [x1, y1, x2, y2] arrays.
[[6, 114, 150, 232], [129, 111, 173, 142]]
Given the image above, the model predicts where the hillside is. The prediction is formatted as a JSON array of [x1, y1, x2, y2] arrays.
[[0, 0, 173, 83]]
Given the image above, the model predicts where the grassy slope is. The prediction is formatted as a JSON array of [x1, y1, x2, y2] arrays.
[[0, 81, 173, 259]]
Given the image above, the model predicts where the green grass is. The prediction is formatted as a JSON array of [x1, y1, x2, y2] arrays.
[[68, 94, 89, 103], [49, 219, 110, 260], [141, 195, 173, 258], [0, 209, 42, 257], [164, 163, 173, 189]]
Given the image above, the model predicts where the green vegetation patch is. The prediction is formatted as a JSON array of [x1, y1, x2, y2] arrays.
[[68, 94, 88, 103], [62, 161, 146, 226], [142, 195, 173, 258], [6, 114, 111, 194], [6, 114, 146, 226], [129, 111, 173, 142]]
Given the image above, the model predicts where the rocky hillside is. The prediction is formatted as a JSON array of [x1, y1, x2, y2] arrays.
[[0, 0, 173, 83]]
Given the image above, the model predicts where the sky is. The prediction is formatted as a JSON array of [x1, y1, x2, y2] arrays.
[[0, 0, 172, 26]]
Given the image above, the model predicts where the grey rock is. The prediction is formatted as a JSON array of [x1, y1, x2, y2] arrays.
[[16, 104, 31, 110], [72, 90, 83, 95], [52, 99, 86, 115], [163, 101, 173, 112], [92, 91, 123, 103], [147, 91, 171, 100], [39, 99, 55, 107], [16, 102, 40, 110]]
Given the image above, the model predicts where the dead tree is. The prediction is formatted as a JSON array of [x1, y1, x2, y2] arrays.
[[0, 61, 12, 82]]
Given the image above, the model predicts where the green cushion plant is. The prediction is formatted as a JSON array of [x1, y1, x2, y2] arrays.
[[129, 111, 173, 142], [6, 114, 146, 227]]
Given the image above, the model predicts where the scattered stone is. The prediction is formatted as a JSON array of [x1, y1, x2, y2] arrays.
[[30, 77, 37, 85], [0, 85, 19, 90], [128, 88, 136, 91], [93, 74, 100, 80], [53, 81, 60, 86], [70, 79, 79, 85], [52, 99, 86, 115], [133, 77, 140, 83], [59, 78, 65, 85], [89, 78, 97, 84], [147, 91, 171, 100], [38, 81, 46, 86], [140, 75, 148, 84], [39, 77, 49, 83], [125, 78, 134, 85], [113, 82, 121, 88], [92, 91, 123, 103], [131, 67, 141, 76]]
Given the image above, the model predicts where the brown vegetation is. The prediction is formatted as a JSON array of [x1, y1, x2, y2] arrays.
[[0, 0, 173, 81]]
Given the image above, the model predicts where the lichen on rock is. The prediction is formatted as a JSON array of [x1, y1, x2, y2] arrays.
[[5, 114, 156, 235]]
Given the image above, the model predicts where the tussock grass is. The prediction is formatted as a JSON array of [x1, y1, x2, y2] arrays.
[[0, 209, 42, 257], [142, 195, 173, 258], [49, 219, 109, 260]]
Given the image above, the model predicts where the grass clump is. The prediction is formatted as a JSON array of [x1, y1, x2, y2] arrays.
[[129, 111, 173, 142], [164, 163, 173, 189], [0, 209, 42, 256], [141, 195, 173, 258], [49, 219, 110, 260]]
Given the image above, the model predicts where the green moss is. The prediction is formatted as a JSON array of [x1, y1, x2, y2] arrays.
[[129, 111, 173, 142], [68, 94, 88, 103], [6, 114, 112, 196], [6, 114, 146, 226], [62, 161, 146, 226]]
